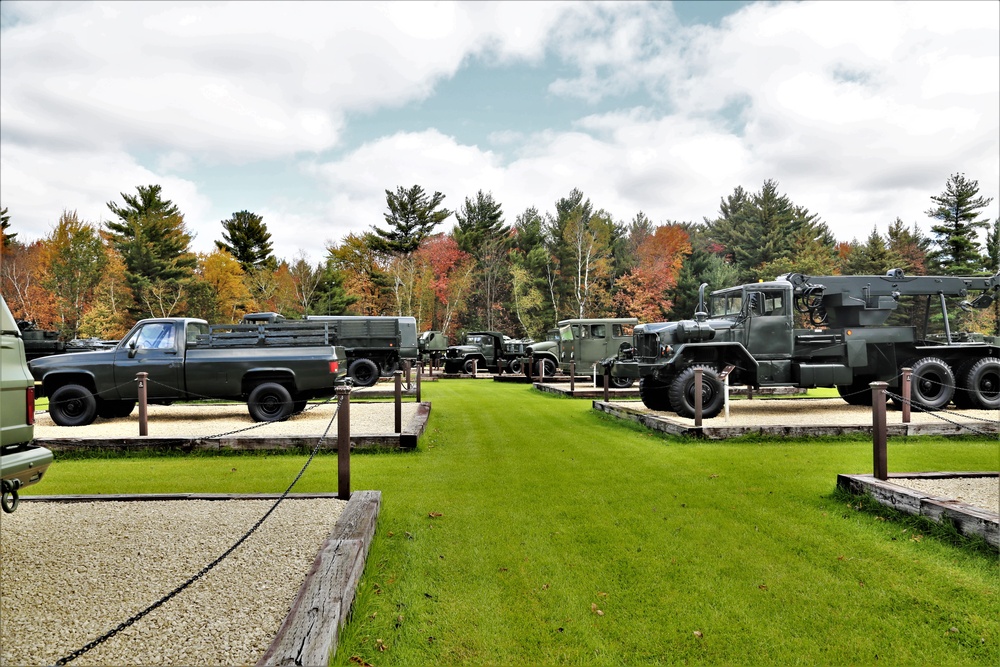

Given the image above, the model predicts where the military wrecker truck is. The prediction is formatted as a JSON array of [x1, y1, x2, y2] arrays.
[[606, 270, 1000, 418], [244, 313, 419, 388], [30, 317, 347, 426], [524, 318, 639, 388], [443, 331, 520, 375]]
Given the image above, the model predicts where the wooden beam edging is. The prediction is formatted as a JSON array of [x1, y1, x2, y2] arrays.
[[836, 474, 998, 550], [258, 490, 382, 667]]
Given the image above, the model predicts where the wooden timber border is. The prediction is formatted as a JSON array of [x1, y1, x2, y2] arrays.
[[20, 491, 382, 666], [540, 384, 803, 399], [35, 403, 431, 453], [837, 473, 998, 549], [592, 400, 999, 439]]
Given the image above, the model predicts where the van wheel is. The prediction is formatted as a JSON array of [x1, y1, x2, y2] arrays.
[[49, 384, 98, 426], [905, 357, 955, 410], [348, 358, 380, 388], [669, 365, 724, 419], [248, 382, 293, 422]]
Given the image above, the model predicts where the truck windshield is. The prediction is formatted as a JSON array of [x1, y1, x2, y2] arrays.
[[710, 292, 744, 318]]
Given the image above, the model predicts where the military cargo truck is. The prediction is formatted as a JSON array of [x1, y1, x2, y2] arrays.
[[524, 318, 638, 387], [607, 270, 1000, 418], [244, 313, 418, 388], [418, 330, 449, 366]]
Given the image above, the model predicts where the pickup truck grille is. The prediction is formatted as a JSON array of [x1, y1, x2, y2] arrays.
[[636, 334, 660, 360]]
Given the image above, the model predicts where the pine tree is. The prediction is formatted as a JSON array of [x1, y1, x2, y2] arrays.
[[0, 207, 16, 247], [925, 173, 993, 274], [105, 184, 196, 317], [216, 210, 276, 272], [454, 190, 510, 329], [370, 185, 451, 255]]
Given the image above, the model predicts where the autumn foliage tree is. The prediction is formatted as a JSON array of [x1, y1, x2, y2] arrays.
[[613, 224, 691, 321], [41, 211, 107, 338]]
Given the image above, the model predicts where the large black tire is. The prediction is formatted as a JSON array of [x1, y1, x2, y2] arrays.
[[905, 357, 955, 411], [292, 399, 308, 414], [247, 382, 294, 422], [539, 358, 557, 379], [837, 382, 874, 406], [507, 358, 523, 374], [639, 376, 673, 412], [955, 357, 1000, 410], [348, 358, 380, 388], [49, 383, 98, 426], [463, 358, 479, 375], [97, 400, 136, 419], [668, 365, 724, 419]]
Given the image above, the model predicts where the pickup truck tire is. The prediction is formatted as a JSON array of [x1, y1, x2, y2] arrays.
[[639, 377, 673, 412], [669, 365, 724, 419], [49, 384, 98, 426], [292, 399, 308, 414], [956, 357, 1000, 410], [247, 383, 294, 422], [905, 357, 955, 410], [348, 358, 380, 388], [98, 400, 136, 419]]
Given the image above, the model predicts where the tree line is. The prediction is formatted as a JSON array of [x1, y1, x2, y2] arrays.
[[1, 173, 997, 342]]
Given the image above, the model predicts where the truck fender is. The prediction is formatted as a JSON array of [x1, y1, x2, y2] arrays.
[[241, 369, 298, 395], [40, 371, 99, 399], [669, 342, 758, 382]]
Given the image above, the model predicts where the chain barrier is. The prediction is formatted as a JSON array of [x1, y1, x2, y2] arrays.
[[885, 390, 998, 437], [52, 399, 343, 666]]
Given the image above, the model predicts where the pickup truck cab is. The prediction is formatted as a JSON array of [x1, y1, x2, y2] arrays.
[[30, 317, 346, 426], [1, 295, 53, 512]]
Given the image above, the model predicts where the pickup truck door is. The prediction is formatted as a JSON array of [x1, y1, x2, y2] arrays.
[[113, 321, 185, 400]]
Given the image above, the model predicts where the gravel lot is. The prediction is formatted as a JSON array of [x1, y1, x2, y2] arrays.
[[892, 476, 999, 514], [34, 400, 425, 440], [0, 498, 345, 667]]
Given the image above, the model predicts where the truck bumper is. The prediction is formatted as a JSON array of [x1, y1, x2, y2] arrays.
[[1, 444, 54, 490]]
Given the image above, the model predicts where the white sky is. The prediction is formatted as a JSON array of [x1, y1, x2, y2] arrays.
[[1, 1, 997, 265]]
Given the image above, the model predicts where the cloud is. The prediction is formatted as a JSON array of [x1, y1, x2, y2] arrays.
[[1, 0, 997, 271]]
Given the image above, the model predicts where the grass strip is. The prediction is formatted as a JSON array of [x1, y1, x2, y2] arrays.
[[25, 381, 999, 665]]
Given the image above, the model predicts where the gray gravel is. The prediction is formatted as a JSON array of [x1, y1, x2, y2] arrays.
[[892, 476, 999, 514], [0, 498, 345, 667], [34, 400, 425, 439]]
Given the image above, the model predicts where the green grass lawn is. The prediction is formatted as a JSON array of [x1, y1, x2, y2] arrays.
[[27, 381, 999, 665]]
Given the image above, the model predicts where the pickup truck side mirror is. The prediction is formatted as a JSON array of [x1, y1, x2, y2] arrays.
[[128, 339, 138, 358]]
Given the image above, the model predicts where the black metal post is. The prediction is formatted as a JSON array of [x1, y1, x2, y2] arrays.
[[394, 370, 403, 433], [137, 372, 148, 436], [871, 381, 888, 480], [337, 385, 352, 500]]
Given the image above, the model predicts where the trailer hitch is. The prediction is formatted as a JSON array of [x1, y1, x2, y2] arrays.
[[1, 478, 20, 514]]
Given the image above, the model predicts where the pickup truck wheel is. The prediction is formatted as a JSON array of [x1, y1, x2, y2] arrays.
[[248, 382, 293, 422], [49, 384, 98, 426], [957, 357, 1000, 410], [98, 400, 136, 419], [905, 357, 955, 410], [639, 377, 673, 411], [292, 399, 308, 414], [668, 365, 724, 419], [348, 358, 380, 388]]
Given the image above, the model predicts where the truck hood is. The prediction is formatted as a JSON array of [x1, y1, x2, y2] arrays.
[[28, 348, 117, 379]]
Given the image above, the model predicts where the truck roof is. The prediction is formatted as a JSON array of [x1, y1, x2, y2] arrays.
[[557, 317, 639, 326]]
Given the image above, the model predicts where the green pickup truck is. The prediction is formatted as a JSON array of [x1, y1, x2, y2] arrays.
[[29, 317, 347, 426]]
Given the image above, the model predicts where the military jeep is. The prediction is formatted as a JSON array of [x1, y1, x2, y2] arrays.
[[443, 331, 517, 375]]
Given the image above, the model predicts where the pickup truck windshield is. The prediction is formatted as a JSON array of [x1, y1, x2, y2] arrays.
[[125, 322, 176, 350]]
